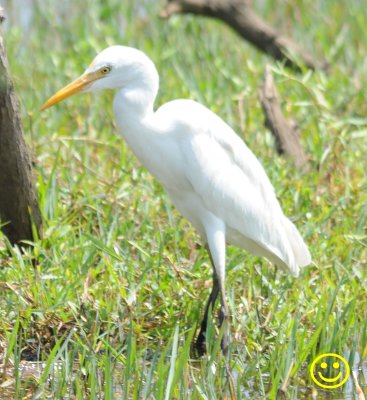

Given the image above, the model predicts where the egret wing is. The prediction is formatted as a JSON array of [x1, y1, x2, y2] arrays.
[[180, 109, 309, 274]]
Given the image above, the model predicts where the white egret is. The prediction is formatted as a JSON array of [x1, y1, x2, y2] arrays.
[[41, 46, 311, 355]]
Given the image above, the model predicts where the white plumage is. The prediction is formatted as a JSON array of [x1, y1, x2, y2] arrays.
[[41, 45, 311, 354]]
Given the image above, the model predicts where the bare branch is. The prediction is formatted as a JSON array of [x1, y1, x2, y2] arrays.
[[161, 0, 327, 71], [259, 65, 310, 171]]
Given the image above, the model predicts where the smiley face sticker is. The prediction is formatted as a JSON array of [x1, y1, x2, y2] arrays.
[[310, 353, 350, 389]]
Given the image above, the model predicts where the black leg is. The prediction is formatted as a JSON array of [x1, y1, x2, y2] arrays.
[[195, 245, 229, 356], [195, 270, 219, 356]]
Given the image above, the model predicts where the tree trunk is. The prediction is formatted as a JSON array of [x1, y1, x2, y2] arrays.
[[161, 0, 327, 71], [0, 8, 42, 246]]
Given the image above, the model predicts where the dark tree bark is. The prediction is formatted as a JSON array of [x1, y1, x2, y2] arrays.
[[0, 8, 42, 246], [161, 0, 327, 71], [259, 65, 309, 171]]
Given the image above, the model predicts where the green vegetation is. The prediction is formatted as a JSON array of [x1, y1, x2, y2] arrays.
[[1, 0, 366, 398]]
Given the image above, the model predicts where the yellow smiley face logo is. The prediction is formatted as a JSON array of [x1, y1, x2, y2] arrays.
[[310, 353, 350, 389]]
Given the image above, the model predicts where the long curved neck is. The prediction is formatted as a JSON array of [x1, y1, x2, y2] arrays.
[[113, 84, 156, 135], [112, 58, 159, 131], [112, 81, 160, 169], [111, 54, 163, 174]]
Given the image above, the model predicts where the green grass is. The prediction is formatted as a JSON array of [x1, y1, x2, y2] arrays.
[[1, 0, 367, 399]]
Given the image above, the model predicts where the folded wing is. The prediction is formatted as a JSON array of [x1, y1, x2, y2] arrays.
[[179, 105, 311, 276]]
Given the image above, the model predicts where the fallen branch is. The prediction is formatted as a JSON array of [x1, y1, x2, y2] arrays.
[[161, 0, 327, 71], [259, 65, 310, 171]]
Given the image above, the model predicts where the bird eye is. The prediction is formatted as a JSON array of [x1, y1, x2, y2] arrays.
[[100, 66, 111, 75]]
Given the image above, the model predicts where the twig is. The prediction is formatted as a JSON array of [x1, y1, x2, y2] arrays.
[[352, 370, 366, 400]]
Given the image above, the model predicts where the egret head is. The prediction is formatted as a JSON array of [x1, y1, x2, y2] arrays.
[[41, 45, 159, 111]]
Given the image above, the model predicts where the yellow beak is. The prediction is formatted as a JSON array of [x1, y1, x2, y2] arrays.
[[41, 71, 100, 111]]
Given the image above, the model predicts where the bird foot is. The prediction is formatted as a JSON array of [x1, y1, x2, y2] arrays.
[[194, 332, 207, 357]]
